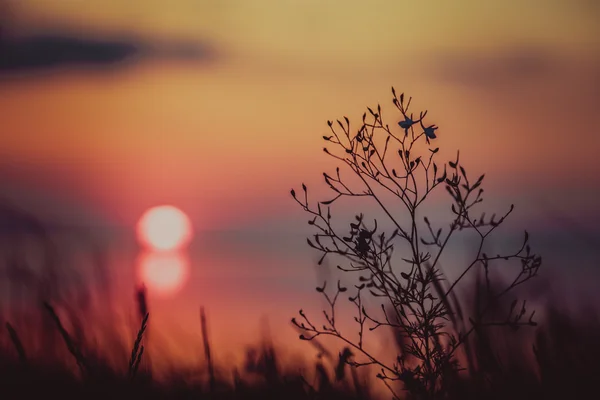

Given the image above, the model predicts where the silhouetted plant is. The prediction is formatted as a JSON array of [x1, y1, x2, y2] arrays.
[[5, 321, 26, 364], [43, 301, 89, 376], [291, 87, 542, 399], [128, 312, 148, 381], [200, 306, 216, 391]]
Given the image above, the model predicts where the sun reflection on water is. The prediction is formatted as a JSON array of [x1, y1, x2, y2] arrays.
[[136, 250, 189, 295]]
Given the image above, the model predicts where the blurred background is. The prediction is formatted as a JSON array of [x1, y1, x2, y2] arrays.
[[0, 0, 599, 377]]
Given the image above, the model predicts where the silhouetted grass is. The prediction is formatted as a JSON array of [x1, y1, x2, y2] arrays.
[[0, 285, 598, 399], [0, 301, 371, 399]]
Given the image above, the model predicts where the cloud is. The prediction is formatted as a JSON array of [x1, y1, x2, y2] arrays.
[[423, 44, 600, 219], [0, 31, 218, 74], [430, 45, 600, 111], [433, 46, 563, 87], [571, 0, 600, 16]]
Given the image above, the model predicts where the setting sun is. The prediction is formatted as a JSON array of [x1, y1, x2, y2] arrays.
[[137, 205, 193, 251], [137, 251, 189, 294]]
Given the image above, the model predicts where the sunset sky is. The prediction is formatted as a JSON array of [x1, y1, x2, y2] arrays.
[[1, 0, 599, 232], [0, 0, 599, 366]]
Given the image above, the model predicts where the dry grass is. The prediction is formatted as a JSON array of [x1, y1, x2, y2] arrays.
[[0, 284, 597, 400]]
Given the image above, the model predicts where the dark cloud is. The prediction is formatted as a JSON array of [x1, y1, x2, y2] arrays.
[[0, 32, 218, 74], [434, 46, 562, 87], [571, 0, 600, 16], [431, 46, 600, 109]]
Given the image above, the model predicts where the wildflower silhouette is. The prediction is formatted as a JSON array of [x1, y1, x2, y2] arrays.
[[398, 116, 415, 130], [291, 87, 542, 399], [421, 122, 438, 144]]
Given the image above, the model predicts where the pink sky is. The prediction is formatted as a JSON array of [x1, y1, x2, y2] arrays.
[[0, 0, 598, 230], [0, 0, 599, 374]]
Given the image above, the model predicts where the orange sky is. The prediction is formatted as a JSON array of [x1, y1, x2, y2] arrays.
[[1, 0, 599, 231], [1, 0, 599, 377]]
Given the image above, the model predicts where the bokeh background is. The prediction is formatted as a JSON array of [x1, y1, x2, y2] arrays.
[[0, 0, 598, 373]]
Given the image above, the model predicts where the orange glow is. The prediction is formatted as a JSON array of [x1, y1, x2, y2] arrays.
[[137, 251, 189, 294], [137, 205, 193, 251]]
